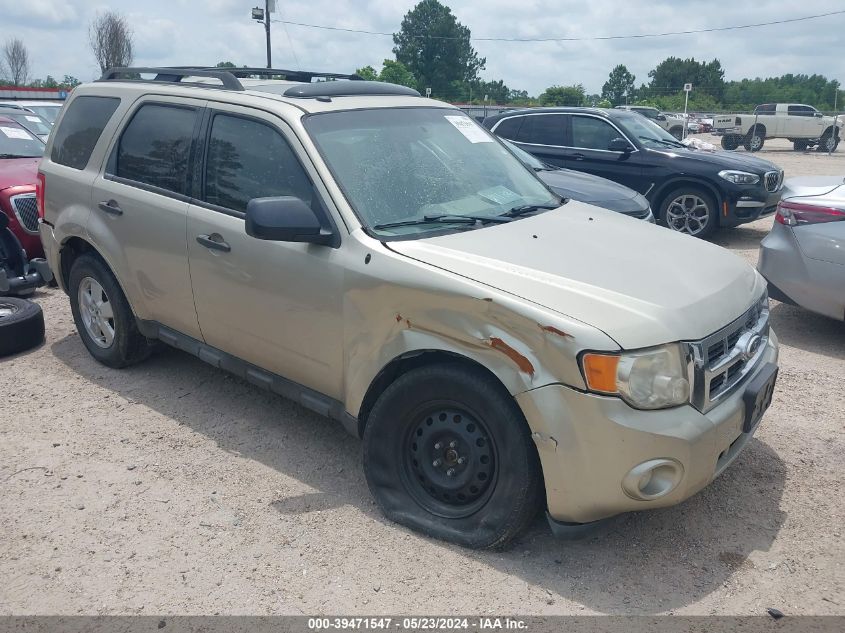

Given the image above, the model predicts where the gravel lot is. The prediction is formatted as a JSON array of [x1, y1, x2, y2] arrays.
[[1, 137, 843, 616]]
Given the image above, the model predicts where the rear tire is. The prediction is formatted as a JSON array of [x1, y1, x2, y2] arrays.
[[0, 297, 44, 357], [659, 186, 718, 239], [68, 254, 153, 368], [721, 135, 740, 150], [363, 363, 543, 549]]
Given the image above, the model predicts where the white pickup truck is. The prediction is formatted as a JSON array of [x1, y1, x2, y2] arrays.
[[714, 103, 842, 152]]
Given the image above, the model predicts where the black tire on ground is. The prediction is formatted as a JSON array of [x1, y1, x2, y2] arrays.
[[668, 126, 684, 140], [363, 363, 543, 549], [721, 135, 740, 150], [68, 254, 153, 368], [658, 186, 719, 239], [743, 126, 765, 152], [0, 297, 44, 357], [816, 131, 839, 153], [793, 140, 809, 151]]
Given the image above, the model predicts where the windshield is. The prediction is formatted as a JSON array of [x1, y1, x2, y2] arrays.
[[9, 113, 51, 136], [0, 121, 44, 157], [614, 113, 685, 149], [305, 108, 560, 238], [26, 105, 60, 123], [499, 137, 547, 170]]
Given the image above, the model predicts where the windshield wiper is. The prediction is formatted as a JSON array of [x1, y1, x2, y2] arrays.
[[373, 213, 511, 231], [501, 203, 561, 218], [639, 136, 684, 148]]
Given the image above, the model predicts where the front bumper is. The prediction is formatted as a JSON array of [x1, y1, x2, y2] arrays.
[[516, 330, 779, 525], [721, 186, 782, 227]]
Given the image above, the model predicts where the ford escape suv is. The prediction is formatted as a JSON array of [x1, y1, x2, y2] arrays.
[[38, 67, 779, 548]]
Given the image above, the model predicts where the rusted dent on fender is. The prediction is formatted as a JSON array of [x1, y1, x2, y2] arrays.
[[487, 337, 535, 376], [539, 324, 574, 339], [531, 432, 558, 451]]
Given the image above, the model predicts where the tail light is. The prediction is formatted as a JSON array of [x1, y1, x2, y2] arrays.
[[36, 171, 46, 219], [775, 200, 845, 226]]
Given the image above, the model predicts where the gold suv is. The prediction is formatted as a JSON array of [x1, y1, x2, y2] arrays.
[[37, 67, 779, 548]]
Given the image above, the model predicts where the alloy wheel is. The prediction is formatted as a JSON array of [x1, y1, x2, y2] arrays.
[[78, 276, 115, 348], [665, 194, 711, 236]]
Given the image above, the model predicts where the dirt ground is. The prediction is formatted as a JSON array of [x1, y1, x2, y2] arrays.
[[1, 136, 843, 616]]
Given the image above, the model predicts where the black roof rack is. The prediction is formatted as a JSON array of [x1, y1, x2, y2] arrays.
[[169, 67, 363, 83], [283, 81, 420, 99], [98, 67, 245, 91]]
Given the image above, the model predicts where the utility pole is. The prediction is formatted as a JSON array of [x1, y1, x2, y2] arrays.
[[264, 0, 271, 68]]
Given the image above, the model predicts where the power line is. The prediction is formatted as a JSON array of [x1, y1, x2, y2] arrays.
[[271, 9, 845, 42]]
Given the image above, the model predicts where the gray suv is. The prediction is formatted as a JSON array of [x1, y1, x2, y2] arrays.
[[37, 67, 779, 548]]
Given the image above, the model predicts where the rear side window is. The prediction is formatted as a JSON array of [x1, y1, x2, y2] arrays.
[[203, 114, 312, 213], [754, 104, 776, 115], [515, 114, 566, 146], [115, 104, 197, 196], [50, 96, 120, 169], [493, 116, 522, 140]]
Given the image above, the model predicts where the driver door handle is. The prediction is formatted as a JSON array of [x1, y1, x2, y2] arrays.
[[98, 199, 123, 216], [568, 152, 586, 161], [196, 233, 231, 253]]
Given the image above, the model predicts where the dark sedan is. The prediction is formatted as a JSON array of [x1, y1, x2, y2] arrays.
[[484, 107, 784, 238], [500, 138, 654, 222]]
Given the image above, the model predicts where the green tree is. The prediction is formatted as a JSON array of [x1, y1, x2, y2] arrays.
[[61, 75, 81, 88], [539, 84, 585, 106], [378, 59, 416, 88], [392, 0, 485, 97], [355, 65, 379, 81], [215, 61, 237, 68], [601, 64, 636, 106], [646, 57, 725, 101]]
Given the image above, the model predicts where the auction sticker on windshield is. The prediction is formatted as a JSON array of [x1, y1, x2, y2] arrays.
[[445, 115, 493, 143], [0, 126, 32, 139]]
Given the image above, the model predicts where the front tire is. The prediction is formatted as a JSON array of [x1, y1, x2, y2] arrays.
[[363, 363, 543, 549], [743, 126, 765, 152], [817, 131, 839, 153], [659, 186, 718, 239], [68, 254, 153, 368]]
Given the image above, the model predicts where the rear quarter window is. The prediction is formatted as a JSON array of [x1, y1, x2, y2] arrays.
[[50, 96, 120, 169]]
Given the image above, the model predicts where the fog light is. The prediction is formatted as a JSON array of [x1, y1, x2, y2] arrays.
[[622, 458, 684, 500]]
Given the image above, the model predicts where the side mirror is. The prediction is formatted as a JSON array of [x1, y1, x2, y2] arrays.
[[814, 112, 823, 118], [656, 114, 667, 121], [608, 137, 633, 153], [245, 196, 333, 245]]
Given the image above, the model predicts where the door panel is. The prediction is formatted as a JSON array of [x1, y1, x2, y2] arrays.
[[561, 115, 644, 192], [186, 108, 344, 398], [88, 98, 204, 339]]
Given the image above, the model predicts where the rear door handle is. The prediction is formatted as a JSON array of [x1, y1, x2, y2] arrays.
[[196, 233, 231, 253], [98, 199, 123, 216], [569, 152, 586, 161]]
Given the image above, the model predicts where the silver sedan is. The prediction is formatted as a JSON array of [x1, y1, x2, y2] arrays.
[[758, 177, 845, 321]]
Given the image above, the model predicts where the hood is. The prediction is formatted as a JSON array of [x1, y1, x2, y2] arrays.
[[0, 157, 39, 190], [387, 202, 764, 349], [782, 176, 845, 200], [537, 167, 639, 203], [647, 146, 779, 173]]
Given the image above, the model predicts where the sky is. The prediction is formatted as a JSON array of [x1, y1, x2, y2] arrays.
[[2, 0, 843, 96]]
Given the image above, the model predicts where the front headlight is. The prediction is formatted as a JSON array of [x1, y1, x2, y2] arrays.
[[718, 170, 760, 185], [581, 343, 690, 410]]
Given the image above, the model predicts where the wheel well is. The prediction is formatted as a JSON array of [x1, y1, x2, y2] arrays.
[[356, 350, 512, 437], [59, 237, 104, 292], [822, 126, 840, 138], [749, 124, 766, 136]]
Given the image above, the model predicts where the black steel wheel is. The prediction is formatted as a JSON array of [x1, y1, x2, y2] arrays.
[[363, 362, 543, 549], [403, 405, 497, 519]]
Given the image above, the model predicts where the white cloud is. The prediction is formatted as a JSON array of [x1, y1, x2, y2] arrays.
[[1, 0, 842, 95]]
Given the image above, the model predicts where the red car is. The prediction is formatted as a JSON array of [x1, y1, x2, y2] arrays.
[[0, 115, 44, 259]]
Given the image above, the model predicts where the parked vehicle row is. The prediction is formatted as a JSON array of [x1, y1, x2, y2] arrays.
[[483, 106, 784, 238], [35, 67, 780, 548]]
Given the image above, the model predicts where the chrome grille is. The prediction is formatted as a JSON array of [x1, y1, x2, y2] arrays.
[[764, 170, 783, 193], [686, 293, 770, 412], [11, 193, 39, 234]]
